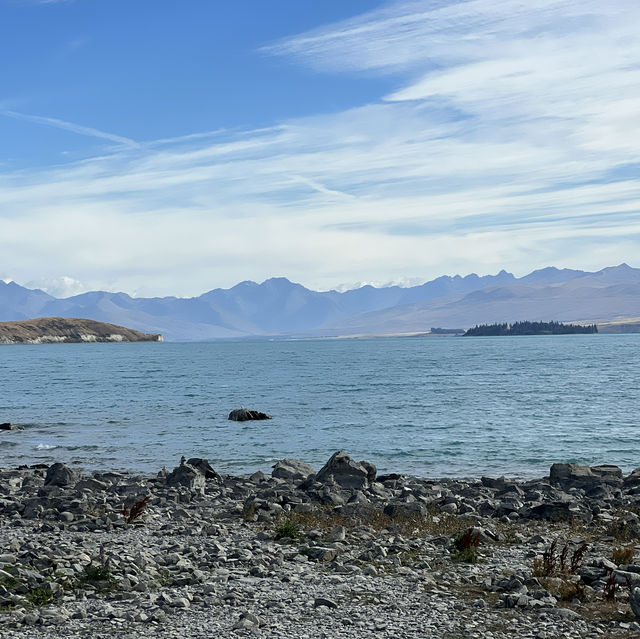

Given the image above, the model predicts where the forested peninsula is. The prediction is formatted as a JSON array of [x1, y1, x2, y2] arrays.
[[464, 321, 598, 336]]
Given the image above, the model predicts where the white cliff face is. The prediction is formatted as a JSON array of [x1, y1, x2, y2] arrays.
[[0, 335, 68, 344]]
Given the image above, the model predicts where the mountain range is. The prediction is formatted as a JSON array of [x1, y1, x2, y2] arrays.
[[1, 264, 639, 340]]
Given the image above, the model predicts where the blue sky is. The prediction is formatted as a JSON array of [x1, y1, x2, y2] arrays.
[[1, 0, 639, 297]]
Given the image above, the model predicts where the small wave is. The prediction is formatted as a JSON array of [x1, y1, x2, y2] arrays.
[[35, 443, 58, 450]]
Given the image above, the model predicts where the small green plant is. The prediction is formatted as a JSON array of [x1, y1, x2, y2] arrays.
[[275, 520, 301, 540], [80, 546, 118, 592], [451, 547, 479, 563], [451, 528, 481, 563], [155, 569, 174, 587], [0, 572, 19, 591], [123, 495, 150, 525], [612, 546, 635, 565], [25, 586, 53, 607]]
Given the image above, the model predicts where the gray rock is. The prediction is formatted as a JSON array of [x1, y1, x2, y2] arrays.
[[326, 525, 346, 542], [166, 463, 206, 494], [186, 458, 221, 481], [613, 569, 640, 587], [306, 546, 339, 562], [481, 476, 507, 489], [550, 462, 622, 488], [234, 611, 264, 628], [625, 467, 640, 486], [75, 477, 109, 491], [578, 565, 608, 584], [272, 458, 316, 482], [316, 451, 376, 490], [383, 501, 427, 519], [528, 501, 592, 523], [591, 464, 623, 479], [249, 470, 268, 483], [232, 617, 256, 630], [630, 587, 640, 618], [314, 597, 338, 608], [44, 463, 77, 487]]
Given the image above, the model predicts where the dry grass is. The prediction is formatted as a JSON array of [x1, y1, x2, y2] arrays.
[[272, 504, 468, 539], [612, 546, 636, 565]]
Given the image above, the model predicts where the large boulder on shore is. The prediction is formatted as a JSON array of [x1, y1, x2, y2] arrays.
[[44, 462, 77, 487], [527, 501, 593, 523], [186, 457, 221, 481], [166, 462, 206, 494], [549, 463, 622, 489], [272, 458, 315, 482], [315, 451, 376, 490], [624, 467, 640, 487], [228, 408, 272, 422]]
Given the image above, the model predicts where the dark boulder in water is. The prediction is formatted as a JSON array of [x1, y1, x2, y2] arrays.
[[0, 422, 23, 431], [228, 408, 272, 422]]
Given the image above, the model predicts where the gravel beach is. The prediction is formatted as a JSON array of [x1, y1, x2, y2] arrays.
[[1, 452, 640, 638]]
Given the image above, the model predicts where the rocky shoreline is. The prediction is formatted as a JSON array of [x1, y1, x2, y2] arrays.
[[2, 453, 640, 638]]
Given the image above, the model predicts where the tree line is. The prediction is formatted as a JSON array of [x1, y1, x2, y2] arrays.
[[463, 321, 598, 336]]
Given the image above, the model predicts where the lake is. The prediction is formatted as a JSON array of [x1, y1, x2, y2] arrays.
[[1, 335, 638, 478]]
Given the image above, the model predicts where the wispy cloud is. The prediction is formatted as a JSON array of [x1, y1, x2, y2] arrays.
[[1, 0, 639, 295], [0, 110, 139, 148]]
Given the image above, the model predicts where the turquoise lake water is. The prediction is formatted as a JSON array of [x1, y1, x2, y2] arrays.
[[0, 335, 638, 478]]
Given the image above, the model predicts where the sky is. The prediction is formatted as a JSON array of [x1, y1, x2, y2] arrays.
[[1, 0, 639, 298]]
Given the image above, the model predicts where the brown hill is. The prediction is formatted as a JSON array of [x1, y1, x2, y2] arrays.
[[0, 317, 162, 344]]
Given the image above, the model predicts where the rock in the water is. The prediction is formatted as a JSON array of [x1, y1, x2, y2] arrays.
[[166, 463, 206, 493], [228, 408, 272, 422], [44, 462, 77, 487], [0, 422, 23, 431], [315, 451, 376, 490], [186, 458, 221, 481], [272, 458, 315, 482]]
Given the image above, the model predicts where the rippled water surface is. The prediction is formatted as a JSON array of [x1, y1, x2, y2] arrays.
[[0, 336, 638, 478]]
